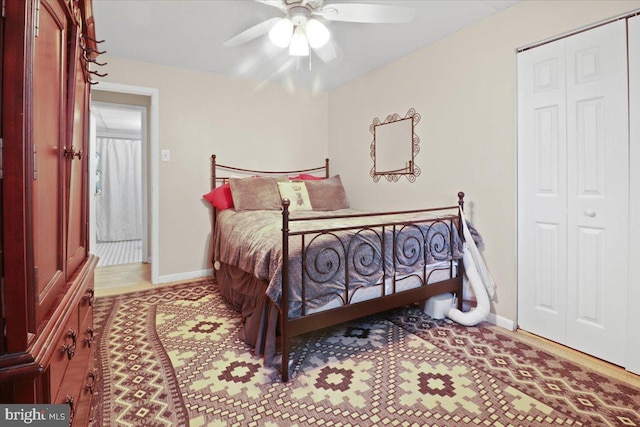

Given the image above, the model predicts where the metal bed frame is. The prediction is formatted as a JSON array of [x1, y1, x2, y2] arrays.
[[211, 155, 465, 381]]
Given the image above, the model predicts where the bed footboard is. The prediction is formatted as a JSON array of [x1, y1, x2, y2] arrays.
[[279, 192, 466, 382]]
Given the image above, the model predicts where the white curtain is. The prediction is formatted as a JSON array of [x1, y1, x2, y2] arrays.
[[96, 137, 143, 242]]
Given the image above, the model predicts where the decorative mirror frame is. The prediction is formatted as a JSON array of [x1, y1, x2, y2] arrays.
[[369, 108, 421, 182]]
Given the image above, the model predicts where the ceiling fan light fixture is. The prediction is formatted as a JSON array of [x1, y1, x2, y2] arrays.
[[289, 26, 309, 56], [268, 17, 294, 48], [305, 19, 330, 49]]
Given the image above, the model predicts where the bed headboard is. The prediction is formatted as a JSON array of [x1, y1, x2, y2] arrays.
[[211, 154, 330, 189], [208, 155, 330, 272]]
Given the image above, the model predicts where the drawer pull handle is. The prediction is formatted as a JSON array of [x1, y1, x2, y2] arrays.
[[64, 394, 75, 423], [61, 329, 77, 360], [86, 370, 98, 395], [84, 327, 95, 348], [84, 288, 95, 306]]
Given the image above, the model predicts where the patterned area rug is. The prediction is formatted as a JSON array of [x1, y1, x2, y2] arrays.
[[93, 278, 640, 427]]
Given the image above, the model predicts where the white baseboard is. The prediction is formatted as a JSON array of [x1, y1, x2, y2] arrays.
[[158, 268, 213, 284], [487, 312, 516, 331]]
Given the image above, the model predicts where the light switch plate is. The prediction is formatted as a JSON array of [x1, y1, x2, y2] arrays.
[[161, 149, 171, 162]]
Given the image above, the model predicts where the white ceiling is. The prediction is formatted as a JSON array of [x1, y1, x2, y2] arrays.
[[93, 0, 518, 93], [93, 105, 142, 136]]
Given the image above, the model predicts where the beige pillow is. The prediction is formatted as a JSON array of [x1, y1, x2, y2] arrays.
[[277, 182, 312, 211], [229, 176, 288, 211], [306, 175, 349, 211]]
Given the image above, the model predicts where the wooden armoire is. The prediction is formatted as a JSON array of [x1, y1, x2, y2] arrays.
[[0, 0, 102, 424]]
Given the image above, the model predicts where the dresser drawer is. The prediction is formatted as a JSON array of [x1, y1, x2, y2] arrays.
[[71, 363, 97, 427], [76, 292, 96, 426], [55, 362, 96, 426], [49, 310, 79, 397], [55, 284, 95, 426]]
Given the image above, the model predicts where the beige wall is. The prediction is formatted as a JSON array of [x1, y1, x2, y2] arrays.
[[328, 0, 640, 324], [98, 58, 329, 279]]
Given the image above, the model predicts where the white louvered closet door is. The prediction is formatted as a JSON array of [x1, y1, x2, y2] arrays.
[[517, 19, 629, 367]]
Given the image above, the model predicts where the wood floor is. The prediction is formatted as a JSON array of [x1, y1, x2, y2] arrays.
[[94, 263, 640, 388], [95, 262, 184, 297]]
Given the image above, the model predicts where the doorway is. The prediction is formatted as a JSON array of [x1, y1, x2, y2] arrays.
[[91, 101, 148, 267], [89, 82, 159, 285]]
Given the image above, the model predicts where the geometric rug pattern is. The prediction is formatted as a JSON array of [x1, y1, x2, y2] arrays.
[[93, 278, 640, 427]]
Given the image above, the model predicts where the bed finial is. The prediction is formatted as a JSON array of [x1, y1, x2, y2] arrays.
[[458, 191, 465, 211], [325, 158, 330, 178], [211, 154, 217, 187]]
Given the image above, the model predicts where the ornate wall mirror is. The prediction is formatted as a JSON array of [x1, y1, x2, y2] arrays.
[[370, 108, 421, 182]]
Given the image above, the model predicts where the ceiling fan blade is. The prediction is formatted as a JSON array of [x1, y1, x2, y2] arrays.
[[314, 40, 337, 62], [223, 17, 281, 47], [254, 0, 287, 13], [316, 3, 415, 23]]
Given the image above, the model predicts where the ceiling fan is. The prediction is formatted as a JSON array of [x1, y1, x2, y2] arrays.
[[223, 0, 415, 61]]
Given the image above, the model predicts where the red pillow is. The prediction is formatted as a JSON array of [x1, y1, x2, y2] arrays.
[[203, 183, 234, 210], [290, 173, 324, 181]]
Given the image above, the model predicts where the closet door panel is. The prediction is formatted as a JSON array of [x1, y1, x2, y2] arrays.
[[565, 20, 628, 366], [32, 0, 68, 324], [517, 39, 568, 343], [626, 14, 640, 375]]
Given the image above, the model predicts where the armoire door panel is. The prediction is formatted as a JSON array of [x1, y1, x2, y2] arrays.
[[32, 0, 68, 323], [565, 20, 628, 366], [66, 33, 89, 277], [66, 142, 86, 276]]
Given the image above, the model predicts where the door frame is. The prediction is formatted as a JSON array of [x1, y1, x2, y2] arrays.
[[89, 82, 160, 284], [90, 101, 149, 263]]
